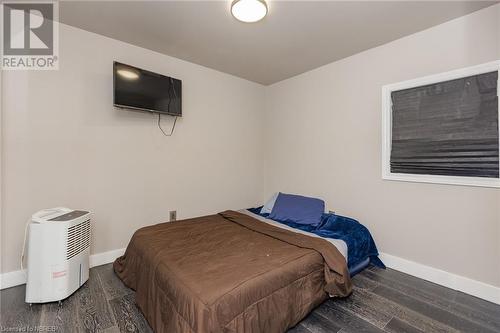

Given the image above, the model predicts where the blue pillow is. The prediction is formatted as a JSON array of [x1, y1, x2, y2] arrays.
[[269, 193, 325, 226], [260, 192, 279, 214]]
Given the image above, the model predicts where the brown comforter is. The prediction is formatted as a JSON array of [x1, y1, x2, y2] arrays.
[[114, 210, 351, 333]]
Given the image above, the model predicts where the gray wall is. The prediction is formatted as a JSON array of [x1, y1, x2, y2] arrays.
[[264, 5, 500, 287], [1, 23, 265, 273]]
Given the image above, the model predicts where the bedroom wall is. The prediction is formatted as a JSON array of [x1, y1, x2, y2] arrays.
[[263, 4, 500, 287], [0, 23, 265, 274]]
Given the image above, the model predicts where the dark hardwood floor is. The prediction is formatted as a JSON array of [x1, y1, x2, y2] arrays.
[[1, 264, 499, 333]]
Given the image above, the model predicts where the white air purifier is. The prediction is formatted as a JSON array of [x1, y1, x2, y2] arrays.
[[25, 208, 91, 304]]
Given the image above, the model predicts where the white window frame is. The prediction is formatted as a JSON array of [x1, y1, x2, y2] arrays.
[[382, 60, 500, 188]]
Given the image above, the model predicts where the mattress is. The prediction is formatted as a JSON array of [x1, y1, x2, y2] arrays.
[[240, 209, 348, 260], [241, 209, 372, 276], [114, 210, 351, 333], [247, 206, 384, 273]]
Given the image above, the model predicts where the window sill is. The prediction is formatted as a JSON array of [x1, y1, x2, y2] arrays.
[[382, 172, 500, 188]]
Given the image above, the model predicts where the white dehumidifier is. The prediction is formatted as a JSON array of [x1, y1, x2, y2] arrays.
[[25, 208, 91, 304]]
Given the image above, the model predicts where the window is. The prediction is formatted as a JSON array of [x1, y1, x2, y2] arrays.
[[382, 61, 500, 188]]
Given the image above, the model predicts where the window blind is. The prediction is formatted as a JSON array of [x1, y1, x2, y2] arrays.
[[390, 71, 499, 178]]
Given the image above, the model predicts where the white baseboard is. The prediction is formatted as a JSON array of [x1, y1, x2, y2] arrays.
[[0, 248, 126, 290], [379, 252, 500, 305], [0, 269, 28, 290], [89, 248, 126, 268], [1, 248, 499, 305]]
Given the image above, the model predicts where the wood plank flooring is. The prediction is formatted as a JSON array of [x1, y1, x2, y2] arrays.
[[1, 264, 499, 333]]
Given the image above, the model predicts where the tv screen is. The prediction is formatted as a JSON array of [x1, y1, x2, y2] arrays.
[[113, 62, 182, 116]]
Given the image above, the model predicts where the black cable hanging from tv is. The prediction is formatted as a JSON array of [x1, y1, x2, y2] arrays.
[[158, 113, 177, 136], [157, 78, 178, 137]]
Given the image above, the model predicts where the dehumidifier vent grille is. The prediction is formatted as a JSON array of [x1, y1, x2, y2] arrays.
[[66, 219, 91, 260]]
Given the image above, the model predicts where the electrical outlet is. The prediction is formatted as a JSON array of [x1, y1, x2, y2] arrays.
[[169, 210, 177, 222]]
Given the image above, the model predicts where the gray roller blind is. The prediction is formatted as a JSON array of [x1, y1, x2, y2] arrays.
[[391, 71, 499, 178]]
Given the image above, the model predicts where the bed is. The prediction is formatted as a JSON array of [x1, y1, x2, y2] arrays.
[[114, 210, 353, 333], [246, 207, 385, 276]]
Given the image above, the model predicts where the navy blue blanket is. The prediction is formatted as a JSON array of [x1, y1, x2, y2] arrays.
[[247, 207, 385, 274]]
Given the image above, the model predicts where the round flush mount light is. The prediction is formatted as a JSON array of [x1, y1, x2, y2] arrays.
[[231, 0, 268, 23], [116, 68, 139, 80]]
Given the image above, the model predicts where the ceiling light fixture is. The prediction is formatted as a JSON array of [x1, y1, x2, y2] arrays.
[[231, 0, 268, 23]]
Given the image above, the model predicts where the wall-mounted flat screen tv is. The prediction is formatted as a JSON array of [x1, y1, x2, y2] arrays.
[[113, 62, 182, 116]]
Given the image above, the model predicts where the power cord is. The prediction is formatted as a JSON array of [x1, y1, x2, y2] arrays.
[[158, 113, 178, 136], [20, 218, 30, 275]]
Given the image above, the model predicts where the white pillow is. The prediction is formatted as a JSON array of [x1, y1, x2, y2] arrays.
[[260, 192, 279, 214]]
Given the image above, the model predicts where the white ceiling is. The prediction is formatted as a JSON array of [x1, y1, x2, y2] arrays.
[[59, 1, 498, 85]]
